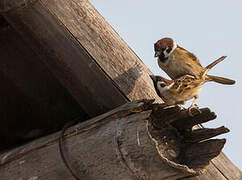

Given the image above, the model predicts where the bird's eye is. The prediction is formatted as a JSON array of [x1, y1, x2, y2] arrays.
[[159, 82, 166, 88]]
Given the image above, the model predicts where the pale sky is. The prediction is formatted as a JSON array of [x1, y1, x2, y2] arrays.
[[90, 0, 242, 170]]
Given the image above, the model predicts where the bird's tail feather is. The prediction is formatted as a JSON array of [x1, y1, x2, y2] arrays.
[[205, 56, 227, 70], [202, 56, 235, 85], [206, 74, 235, 85]]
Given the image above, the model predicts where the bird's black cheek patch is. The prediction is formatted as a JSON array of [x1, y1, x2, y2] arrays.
[[166, 46, 172, 53]]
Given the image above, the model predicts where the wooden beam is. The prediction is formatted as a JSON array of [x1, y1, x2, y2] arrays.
[[0, 100, 240, 180], [40, 0, 157, 101]]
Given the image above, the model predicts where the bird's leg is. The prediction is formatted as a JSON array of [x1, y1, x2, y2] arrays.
[[176, 101, 186, 111], [188, 95, 201, 116]]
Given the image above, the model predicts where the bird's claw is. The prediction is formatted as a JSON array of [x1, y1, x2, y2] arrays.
[[188, 104, 201, 116]]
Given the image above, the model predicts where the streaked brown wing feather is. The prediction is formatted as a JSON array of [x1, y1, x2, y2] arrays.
[[177, 45, 202, 67]]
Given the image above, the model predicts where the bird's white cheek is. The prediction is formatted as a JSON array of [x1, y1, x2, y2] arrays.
[[157, 82, 174, 94], [157, 86, 166, 94], [172, 42, 177, 53], [163, 51, 169, 58]]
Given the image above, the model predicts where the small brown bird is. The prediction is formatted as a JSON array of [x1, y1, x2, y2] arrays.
[[154, 37, 235, 85], [150, 74, 203, 111]]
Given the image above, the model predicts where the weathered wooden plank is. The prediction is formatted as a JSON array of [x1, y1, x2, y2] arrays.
[[211, 153, 242, 180], [40, 0, 159, 101]]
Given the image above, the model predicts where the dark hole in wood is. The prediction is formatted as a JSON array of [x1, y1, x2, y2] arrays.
[[0, 71, 90, 152], [0, 80, 90, 152], [0, 16, 9, 28]]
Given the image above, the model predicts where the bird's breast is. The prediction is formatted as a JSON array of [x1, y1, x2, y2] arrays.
[[158, 51, 203, 79]]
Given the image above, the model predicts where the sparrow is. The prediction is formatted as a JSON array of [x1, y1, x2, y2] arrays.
[[150, 74, 205, 115], [154, 37, 235, 85]]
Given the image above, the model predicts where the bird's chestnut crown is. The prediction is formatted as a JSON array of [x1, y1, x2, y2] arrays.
[[154, 37, 177, 62]]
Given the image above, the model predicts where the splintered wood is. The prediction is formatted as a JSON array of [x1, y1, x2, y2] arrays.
[[147, 104, 229, 175]]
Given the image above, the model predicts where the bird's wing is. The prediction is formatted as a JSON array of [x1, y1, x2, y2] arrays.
[[177, 45, 203, 67]]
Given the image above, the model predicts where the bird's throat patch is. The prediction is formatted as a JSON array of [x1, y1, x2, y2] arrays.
[[159, 56, 168, 63]]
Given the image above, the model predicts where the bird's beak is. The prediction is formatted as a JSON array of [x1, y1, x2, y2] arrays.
[[154, 51, 160, 57]]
